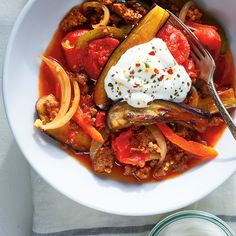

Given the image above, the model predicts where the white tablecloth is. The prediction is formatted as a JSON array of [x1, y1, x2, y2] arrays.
[[0, 0, 236, 235]]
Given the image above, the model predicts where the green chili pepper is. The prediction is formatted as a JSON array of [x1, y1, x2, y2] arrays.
[[75, 26, 131, 48]]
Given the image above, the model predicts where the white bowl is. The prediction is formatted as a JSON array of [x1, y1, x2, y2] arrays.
[[3, 0, 236, 216]]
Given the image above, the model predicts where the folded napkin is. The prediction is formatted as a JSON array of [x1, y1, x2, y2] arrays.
[[31, 169, 236, 236]]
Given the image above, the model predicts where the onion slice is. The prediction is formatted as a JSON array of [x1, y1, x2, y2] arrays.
[[83, 2, 110, 29], [35, 80, 80, 130], [147, 125, 167, 166], [179, 1, 194, 22], [40, 56, 71, 120]]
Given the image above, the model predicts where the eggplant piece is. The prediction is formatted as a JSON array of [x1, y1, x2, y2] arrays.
[[107, 100, 211, 131], [93, 5, 169, 110], [197, 88, 236, 114], [36, 95, 92, 152]]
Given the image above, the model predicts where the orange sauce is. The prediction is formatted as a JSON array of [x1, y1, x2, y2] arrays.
[[38, 28, 235, 183]]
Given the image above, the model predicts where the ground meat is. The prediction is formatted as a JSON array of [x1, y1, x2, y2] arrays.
[[149, 159, 159, 168], [130, 4, 146, 15], [37, 95, 60, 124], [186, 7, 203, 22], [123, 164, 151, 180], [130, 128, 160, 154], [92, 146, 115, 174], [123, 165, 137, 176], [60, 6, 87, 32], [134, 166, 151, 180], [109, 14, 123, 25], [157, 0, 180, 14], [154, 142, 189, 179], [87, 8, 104, 26], [110, 3, 142, 23], [69, 72, 89, 95], [174, 125, 195, 140]]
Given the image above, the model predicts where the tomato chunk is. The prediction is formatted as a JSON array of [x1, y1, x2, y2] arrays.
[[62, 29, 89, 71], [62, 30, 119, 79], [157, 24, 190, 64], [112, 129, 149, 167], [185, 21, 222, 59], [83, 37, 120, 79], [183, 58, 198, 79]]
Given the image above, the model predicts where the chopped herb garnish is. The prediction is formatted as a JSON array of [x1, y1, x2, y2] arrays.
[[144, 62, 150, 69], [108, 83, 113, 88], [151, 74, 156, 79]]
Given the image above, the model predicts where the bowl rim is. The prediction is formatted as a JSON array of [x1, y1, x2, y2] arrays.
[[2, 0, 236, 216], [149, 210, 235, 236]]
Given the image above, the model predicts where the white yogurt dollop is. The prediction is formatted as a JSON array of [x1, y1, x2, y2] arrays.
[[104, 38, 192, 108]]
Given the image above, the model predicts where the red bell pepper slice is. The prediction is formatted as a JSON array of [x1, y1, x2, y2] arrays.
[[185, 21, 222, 60], [157, 124, 218, 159]]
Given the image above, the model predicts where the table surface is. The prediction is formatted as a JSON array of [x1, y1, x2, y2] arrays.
[[0, 1, 236, 236]]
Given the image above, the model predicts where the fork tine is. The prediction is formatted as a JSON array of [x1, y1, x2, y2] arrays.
[[190, 51, 200, 64], [189, 40, 205, 59]]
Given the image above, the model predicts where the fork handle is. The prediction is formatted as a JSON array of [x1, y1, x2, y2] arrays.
[[208, 80, 236, 140]]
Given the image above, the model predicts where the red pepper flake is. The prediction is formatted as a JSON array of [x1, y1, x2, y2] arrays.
[[160, 75, 165, 80], [133, 82, 140, 88], [135, 63, 141, 67], [154, 68, 159, 74], [130, 70, 135, 75], [127, 89, 131, 93], [167, 68, 173, 74], [149, 51, 156, 56]]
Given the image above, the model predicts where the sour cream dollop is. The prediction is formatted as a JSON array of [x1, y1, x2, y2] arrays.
[[104, 38, 192, 108]]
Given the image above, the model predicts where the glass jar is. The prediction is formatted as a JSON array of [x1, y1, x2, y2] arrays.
[[149, 210, 235, 236]]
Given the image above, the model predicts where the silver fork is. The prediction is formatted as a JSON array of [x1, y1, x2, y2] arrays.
[[167, 10, 236, 140]]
